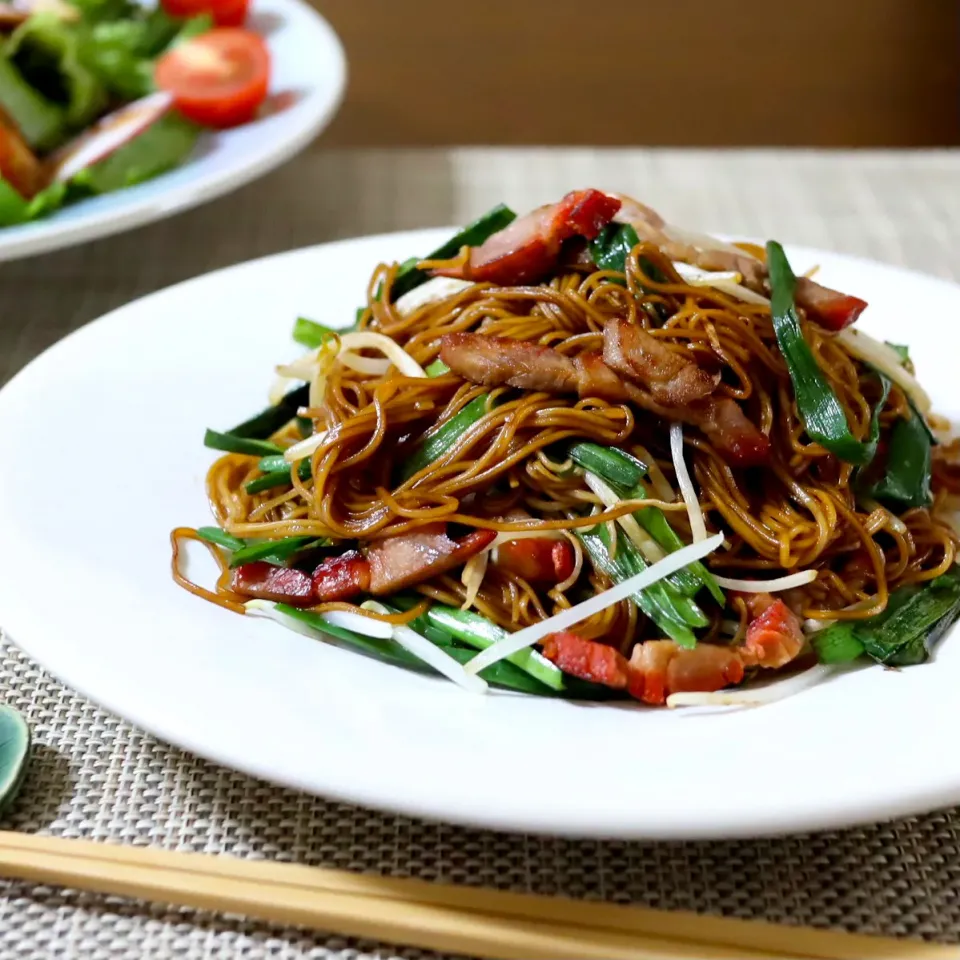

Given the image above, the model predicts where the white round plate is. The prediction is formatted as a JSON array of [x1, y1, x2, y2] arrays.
[[0, 0, 345, 262], [1, 229, 958, 839]]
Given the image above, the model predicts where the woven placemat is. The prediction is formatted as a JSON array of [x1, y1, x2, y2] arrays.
[[2, 147, 960, 959]]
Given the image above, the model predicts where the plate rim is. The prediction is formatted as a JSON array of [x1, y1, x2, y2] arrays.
[[0, 0, 346, 263], [3, 228, 960, 840]]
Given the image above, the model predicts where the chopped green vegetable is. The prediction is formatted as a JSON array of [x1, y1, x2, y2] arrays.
[[8, 13, 108, 128], [766, 241, 877, 465], [389, 596, 621, 699], [203, 429, 283, 458], [257, 455, 288, 473], [400, 395, 490, 481], [245, 459, 312, 495], [862, 571, 960, 665], [619, 480, 723, 603], [588, 222, 670, 321], [571, 443, 723, 604], [809, 622, 863, 664], [424, 359, 450, 377], [275, 603, 425, 671], [388, 203, 516, 302], [229, 536, 327, 568], [577, 527, 701, 648], [569, 442, 647, 488], [244, 470, 293, 495], [292, 316, 336, 349], [865, 405, 933, 509], [437, 643, 562, 695], [0, 55, 67, 151], [850, 370, 893, 495], [390, 255, 419, 288], [886, 342, 910, 364], [196, 527, 245, 552], [226, 384, 309, 439], [811, 569, 960, 667], [616, 532, 708, 630], [71, 111, 198, 194], [589, 222, 640, 276], [862, 372, 892, 467], [275, 603, 560, 695], [419, 603, 566, 691]]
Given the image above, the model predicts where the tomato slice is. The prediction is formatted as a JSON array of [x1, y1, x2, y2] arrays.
[[160, 0, 250, 27], [155, 29, 269, 129], [209, 0, 250, 27]]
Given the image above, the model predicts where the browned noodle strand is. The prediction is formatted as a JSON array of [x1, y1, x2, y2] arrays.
[[310, 600, 430, 626], [170, 528, 247, 615], [182, 244, 959, 646]]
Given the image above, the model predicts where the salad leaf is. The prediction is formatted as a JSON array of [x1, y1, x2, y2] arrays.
[[168, 11, 211, 46], [26, 180, 68, 218], [70, 110, 199, 194], [76, 11, 212, 99], [0, 55, 66, 151], [132, 7, 182, 56], [76, 20, 154, 98], [8, 13, 108, 128], [0, 178, 67, 226], [68, 0, 138, 23], [0, 179, 29, 225]]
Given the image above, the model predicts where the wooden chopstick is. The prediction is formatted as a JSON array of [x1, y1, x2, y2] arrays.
[[0, 831, 953, 960]]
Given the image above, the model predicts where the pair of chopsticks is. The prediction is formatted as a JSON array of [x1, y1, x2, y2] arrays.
[[0, 830, 953, 959]]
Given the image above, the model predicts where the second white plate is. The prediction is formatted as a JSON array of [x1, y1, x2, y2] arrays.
[[0, 0, 345, 262], [1, 229, 958, 839]]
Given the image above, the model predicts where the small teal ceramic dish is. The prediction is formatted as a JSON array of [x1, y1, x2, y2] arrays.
[[0, 705, 30, 812]]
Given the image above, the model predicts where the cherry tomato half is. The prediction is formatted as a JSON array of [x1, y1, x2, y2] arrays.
[[160, 0, 250, 27], [155, 29, 269, 129]]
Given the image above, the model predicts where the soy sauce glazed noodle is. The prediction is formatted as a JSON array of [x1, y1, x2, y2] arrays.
[[178, 190, 960, 707]]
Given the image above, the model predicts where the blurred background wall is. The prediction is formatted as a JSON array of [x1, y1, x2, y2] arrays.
[[315, 0, 960, 147]]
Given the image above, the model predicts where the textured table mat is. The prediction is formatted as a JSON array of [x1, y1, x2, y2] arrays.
[[2, 148, 960, 959]]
